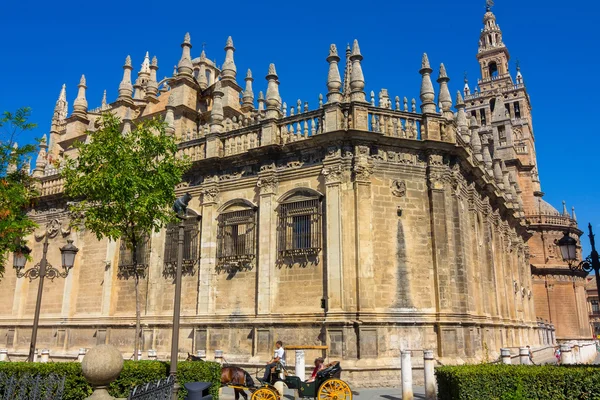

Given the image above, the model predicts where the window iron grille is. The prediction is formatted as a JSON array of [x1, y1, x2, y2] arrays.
[[217, 208, 257, 271], [277, 197, 322, 261], [163, 216, 201, 277], [118, 235, 151, 279]]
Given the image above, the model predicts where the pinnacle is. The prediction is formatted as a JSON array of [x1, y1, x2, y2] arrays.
[[41, 134, 47, 144], [421, 53, 430, 69], [469, 115, 479, 127], [329, 44, 338, 57], [125, 55, 132, 67], [59, 84, 67, 100], [226, 36, 234, 48], [246, 69, 252, 79], [456, 90, 464, 105], [151, 56, 158, 66], [200, 50, 206, 59], [183, 32, 191, 44], [258, 91, 264, 100], [351, 39, 361, 56], [268, 63, 277, 76], [439, 63, 448, 79], [79, 75, 86, 86]]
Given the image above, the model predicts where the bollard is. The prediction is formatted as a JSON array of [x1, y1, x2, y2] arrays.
[[78, 348, 87, 362], [0, 349, 7, 362], [423, 350, 436, 400], [196, 349, 206, 359], [82, 344, 124, 400], [560, 344, 573, 365], [295, 350, 305, 381], [40, 349, 50, 363], [148, 349, 157, 360], [519, 347, 529, 365], [401, 350, 413, 400], [500, 348, 512, 364], [33, 349, 38, 363], [135, 350, 142, 360]]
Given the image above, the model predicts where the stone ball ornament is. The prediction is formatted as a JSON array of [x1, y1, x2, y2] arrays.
[[82, 344, 124, 387]]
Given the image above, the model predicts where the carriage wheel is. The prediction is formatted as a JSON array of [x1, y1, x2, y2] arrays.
[[318, 379, 352, 400], [251, 387, 279, 400]]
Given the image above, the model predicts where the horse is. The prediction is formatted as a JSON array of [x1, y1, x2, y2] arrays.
[[221, 366, 255, 400]]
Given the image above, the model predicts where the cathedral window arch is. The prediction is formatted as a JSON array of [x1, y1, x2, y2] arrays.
[[277, 188, 323, 260], [488, 61, 498, 78], [163, 209, 201, 277], [216, 199, 257, 271], [118, 234, 151, 279]]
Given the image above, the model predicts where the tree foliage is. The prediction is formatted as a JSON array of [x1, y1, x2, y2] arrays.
[[62, 112, 190, 360], [0, 107, 38, 279]]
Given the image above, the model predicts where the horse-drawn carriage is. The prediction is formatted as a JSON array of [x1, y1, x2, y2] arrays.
[[227, 361, 352, 400]]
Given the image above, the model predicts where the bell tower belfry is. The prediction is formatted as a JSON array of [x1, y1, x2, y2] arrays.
[[477, 4, 511, 91]]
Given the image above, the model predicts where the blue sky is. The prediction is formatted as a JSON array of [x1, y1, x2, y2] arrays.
[[1, 0, 598, 255]]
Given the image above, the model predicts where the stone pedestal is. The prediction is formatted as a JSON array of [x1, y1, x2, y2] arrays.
[[500, 348, 511, 364], [401, 350, 413, 400], [560, 345, 573, 365], [519, 347, 529, 365], [40, 349, 50, 363], [148, 350, 157, 360], [82, 344, 124, 400]]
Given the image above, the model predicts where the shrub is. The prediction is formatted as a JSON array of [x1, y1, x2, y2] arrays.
[[436, 364, 600, 400], [0, 360, 221, 400]]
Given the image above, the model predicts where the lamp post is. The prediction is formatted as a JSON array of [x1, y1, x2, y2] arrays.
[[557, 223, 600, 307], [170, 192, 191, 400], [13, 235, 79, 362]]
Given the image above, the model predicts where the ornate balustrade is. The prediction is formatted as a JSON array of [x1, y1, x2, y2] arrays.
[[525, 213, 577, 228], [515, 143, 528, 154], [40, 175, 65, 196], [367, 107, 421, 139], [223, 126, 261, 156], [279, 109, 324, 144], [178, 142, 206, 161]]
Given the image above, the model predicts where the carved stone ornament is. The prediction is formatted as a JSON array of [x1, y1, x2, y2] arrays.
[[200, 187, 219, 202], [260, 163, 276, 173], [256, 176, 278, 193], [428, 153, 444, 166], [175, 181, 190, 190], [322, 165, 344, 184], [391, 180, 407, 197], [324, 145, 341, 160], [34, 219, 71, 240]]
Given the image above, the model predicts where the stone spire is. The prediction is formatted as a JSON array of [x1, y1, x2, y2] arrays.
[[516, 63, 524, 85], [165, 95, 175, 136], [101, 90, 107, 109], [470, 116, 482, 161], [122, 109, 132, 135], [210, 81, 224, 133], [146, 56, 159, 98], [72, 75, 88, 118], [265, 64, 282, 118], [33, 134, 48, 177], [501, 162, 512, 201], [493, 154, 504, 188], [437, 64, 453, 120], [177, 33, 193, 78], [257, 91, 265, 112], [140, 51, 151, 76], [326, 44, 342, 103], [349, 40, 366, 102], [198, 61, 208, 89], [419, 54, 436, 114], [118, 55, 134, 101], [51, 84, 68, 130], [562, 200, 569, 216], [463, 73, 470, 96], [241, 69, 255, 110], [482, 141, 493, 171], [342, 43, 352, 102], [572, 206, 577, 221], [221, 36, 237, 82], [133, 77, 145, 100], [455, 91, 469, 141]]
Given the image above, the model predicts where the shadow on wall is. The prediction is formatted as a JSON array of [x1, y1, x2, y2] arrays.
[[393, 220, 413, 309]]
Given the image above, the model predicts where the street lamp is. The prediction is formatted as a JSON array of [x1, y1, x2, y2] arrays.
[[170, 192, 191, 400], [13, 235, 79, 361], [557, 223, 600, 313]]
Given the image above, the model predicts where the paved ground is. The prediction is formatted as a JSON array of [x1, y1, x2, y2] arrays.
[[220, 386, 427, 400]]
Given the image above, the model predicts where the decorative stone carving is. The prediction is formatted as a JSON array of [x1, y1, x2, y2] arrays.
[[220, 171, 245, 181], [322, 165, 344, 184], [428, 153, 444, 166], [260, 163, 276, 172], [324, 144, 341, 160], [353, 164, 373, 181], [257, 176, 278, 194], [391, 180, 407, 197], [200, 187, 219, 203], [175, 181, 190, 190], [34, 218, 71, 240]]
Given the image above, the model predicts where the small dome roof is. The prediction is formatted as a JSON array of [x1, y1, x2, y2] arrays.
[[536, 197, 559, 215]]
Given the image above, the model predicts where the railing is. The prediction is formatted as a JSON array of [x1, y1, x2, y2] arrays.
[[128, 375, 174, 400], [0, 372, 66, 400], [515, 143, 528, 154], [464, 82, 525, 101], [223, 128, 260, 156], [279, 109, 324, 144], [40, 175, 64, 196], [178, 142, 205, 161], [367, 108, 421, 139], [525, 213, 577, 227]]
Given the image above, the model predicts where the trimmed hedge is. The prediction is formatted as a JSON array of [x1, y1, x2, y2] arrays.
[[436, 364, 600, 400], [0, 360, 221, 400]]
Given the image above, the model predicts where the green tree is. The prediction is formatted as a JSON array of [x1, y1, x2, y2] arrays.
[[62, 113, 189, 360], [0, 107, 38, 279]]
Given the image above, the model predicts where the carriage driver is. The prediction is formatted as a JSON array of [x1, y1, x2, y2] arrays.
[[262, 340, 286, 382]]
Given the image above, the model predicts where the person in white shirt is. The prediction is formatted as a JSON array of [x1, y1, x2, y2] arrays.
[[262, 340, 285, 382]]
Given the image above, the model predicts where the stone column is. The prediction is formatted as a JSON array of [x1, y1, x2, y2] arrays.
[[401, 351, 413, 400], [295, 350, 305, 381], [40, 349, 50, 363], [199, 180, 219, 315], [501, 348, 512, 364], [256, 165, 278, 314], [519, 347, 529, 365], [423, 350, 436, 400], [560, 344, 573, 365], [0, 349, 7, 361], [322, 154, 345, 311]]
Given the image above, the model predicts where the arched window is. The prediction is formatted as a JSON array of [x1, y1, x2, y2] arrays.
[[163, 211, 201, 276], [205, 70, 212, 85], [216, 200, 257, 270], [277, 189, 323, 259], [489, 62, 498, 78], [118, 234, 151, 278]]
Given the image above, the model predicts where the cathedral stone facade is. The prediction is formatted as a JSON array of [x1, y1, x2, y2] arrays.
[[0, 4, 589, 384]]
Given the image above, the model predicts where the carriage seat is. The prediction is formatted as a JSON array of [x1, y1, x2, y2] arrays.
[[316, 361, 342, 379]]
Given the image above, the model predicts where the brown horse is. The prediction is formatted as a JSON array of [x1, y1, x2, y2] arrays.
[[221, 366, 255, 400]]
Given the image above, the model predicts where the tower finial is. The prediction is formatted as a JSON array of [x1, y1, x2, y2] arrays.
[[341, 43, 353, 102], [242, 68, 254, 110], [101, 90, 107, 108], [177, 32, 193, 77], [326, 44, 342, 104], [146, 56, 159, 98], [73, 74, 88, 118], [221, 36, 237, 82], [52, 84, 68, 126], [572, 206, 577, 221], [486, 0, 494, 12], [265, 63, 282, 118], [349, 39, 366, 102], [118, 55, 134, 101], [562, 200, 569, 216], [419, 53, 436, 114], [437, 63, 453, 120], [210, 81, 224, 133]]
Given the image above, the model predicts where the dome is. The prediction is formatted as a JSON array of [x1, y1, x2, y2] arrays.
[[536, 197, 560, 215]]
